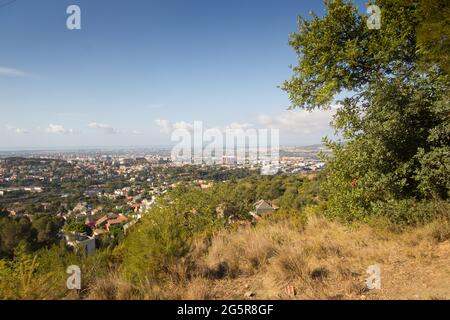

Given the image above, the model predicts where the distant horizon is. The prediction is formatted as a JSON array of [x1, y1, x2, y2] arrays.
[[0, 143, 325, 153]]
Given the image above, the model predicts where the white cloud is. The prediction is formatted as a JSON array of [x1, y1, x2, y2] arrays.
[[155, 119, 172, 133], [0, 67, 32, 77], [5, 125, 29, 134], [257, 108, 336, 134], [45, 124, 71, 134], [88, 122, 117, 134]]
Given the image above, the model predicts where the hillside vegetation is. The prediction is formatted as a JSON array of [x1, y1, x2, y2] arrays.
[[0, 175, 449, 299], [0, 0, 449, 300]]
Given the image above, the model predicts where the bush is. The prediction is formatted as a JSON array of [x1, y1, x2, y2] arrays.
[[370, 199, 450, 227], [118, 200, 218, 283], [430, 218, 450, 242]]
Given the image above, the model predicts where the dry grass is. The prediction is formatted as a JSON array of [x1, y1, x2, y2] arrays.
[[429, 217, 450, 243], [87, 272, 137, 300], [86, 215, 450, 300]]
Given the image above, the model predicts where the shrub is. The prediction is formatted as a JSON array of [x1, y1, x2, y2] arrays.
[[430, 218, 450, 242], [370, 199, 450, 227]]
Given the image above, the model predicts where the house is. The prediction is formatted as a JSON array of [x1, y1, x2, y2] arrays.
[[105, 214, 128, 231], [65, 233, 96, 256], [250, 200, 278, 220], [95, 212, 123, 229], [95, 215, 110, 228]]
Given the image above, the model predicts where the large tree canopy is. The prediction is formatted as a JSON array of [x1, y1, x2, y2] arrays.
[[416, 0, 450, 74], [283, 0, 449, 221]]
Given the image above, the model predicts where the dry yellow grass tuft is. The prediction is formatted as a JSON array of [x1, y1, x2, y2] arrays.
[[86, 214, 450, 300], [186, 215, 450, 300]]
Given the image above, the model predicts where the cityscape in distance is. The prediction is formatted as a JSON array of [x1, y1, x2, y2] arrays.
[[0, 0, 448, 305]]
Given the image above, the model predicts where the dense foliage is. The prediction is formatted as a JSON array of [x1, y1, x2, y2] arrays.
[[1, 0, 448, 300], [0, 174, 321, 298], [283, 0, 449, 221], [0, 214, 63, 259], [117, 174, 320, 283]]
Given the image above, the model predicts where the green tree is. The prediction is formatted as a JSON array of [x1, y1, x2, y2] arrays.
[[0, 217, 35, 258], [32, 214, 64, 247], [64, 221, 92, 236], [283, 0, 449, 221], [416, 0, 450, 74], [0, 208, 8, 218]]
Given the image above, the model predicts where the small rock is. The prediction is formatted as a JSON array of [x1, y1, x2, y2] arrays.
[[244, 291, 255, 298]]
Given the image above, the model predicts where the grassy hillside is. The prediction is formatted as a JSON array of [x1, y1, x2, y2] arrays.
[[88, 214, 450, 300], [1, 174, 449, 300]]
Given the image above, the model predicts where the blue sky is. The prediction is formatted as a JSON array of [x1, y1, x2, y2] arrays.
[[0, 0, 368, 150]]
